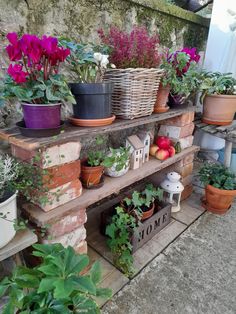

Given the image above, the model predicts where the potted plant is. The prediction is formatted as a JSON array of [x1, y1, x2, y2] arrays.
[[81, 150, 106, 188], [99, 26, 163, 119], [0, 243, 112, 313], [60, 40, 115, 126], [199, 163, 236, 214], [103, 146, 130, 177], [121, 184, 163, 221], [0, 155, 19, 248], [200, 72, 236, 125], [156, 47, 201, 108], [0, 32, 75, 134]]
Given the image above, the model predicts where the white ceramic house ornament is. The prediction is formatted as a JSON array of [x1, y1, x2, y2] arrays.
[[160, 172, 184, 213], [137, 131, 151, 163], [126, 135, 144, 170]]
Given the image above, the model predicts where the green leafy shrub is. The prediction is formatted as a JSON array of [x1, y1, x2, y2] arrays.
[[199, 163, 236, 190], [200, 72, 236, 102], [0, 243, 112, 313]]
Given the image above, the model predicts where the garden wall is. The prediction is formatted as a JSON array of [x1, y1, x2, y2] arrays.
[[0, 0, 209, 151]]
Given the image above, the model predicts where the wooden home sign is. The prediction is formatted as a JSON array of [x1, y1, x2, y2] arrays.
[[132, 202, 171, 252]]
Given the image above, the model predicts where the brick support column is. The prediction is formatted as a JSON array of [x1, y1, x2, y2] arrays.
[[11, 140, 87, 254]]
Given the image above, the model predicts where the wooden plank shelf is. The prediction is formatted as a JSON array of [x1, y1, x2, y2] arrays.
[[1, 106, 195, 151], [0, 229, 37, 261], [22, 145, 199, 225], [195, 115, 236, 144]]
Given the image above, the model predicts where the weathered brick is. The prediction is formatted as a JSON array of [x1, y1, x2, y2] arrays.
[[74, 240, 88, 255], [11, 141, 81, 168], [175, 136, 194, 150], [179, 153, 195, 167], [161, 112, 195, 127], [174, 162, 194, 178], [182, 175, 193, 187], [181, 184, 193, 201], [43, 160, 81, 189], [32, 179, 82, 212], [42, 225, 86, 247], [46, 207, 87, 237], [159, 123, 195, 139]]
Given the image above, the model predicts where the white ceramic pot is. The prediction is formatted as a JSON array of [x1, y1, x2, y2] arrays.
[[105, 161, 130, 178], [0, 192, 17, 249]]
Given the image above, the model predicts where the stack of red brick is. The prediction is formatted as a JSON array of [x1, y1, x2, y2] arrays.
[[11, 141, 87, 254], [158, 111, 195, 200]]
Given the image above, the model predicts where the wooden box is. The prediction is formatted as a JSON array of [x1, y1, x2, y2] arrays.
[[100, 201, 171, 253]]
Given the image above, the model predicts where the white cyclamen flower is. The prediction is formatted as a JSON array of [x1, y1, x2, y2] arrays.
[[110, 63, 116, 69], [93, 52, 103, 63], [100, 55, 109, 69]]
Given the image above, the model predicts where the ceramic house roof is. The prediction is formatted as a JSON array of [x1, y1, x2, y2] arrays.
[[127, 135, 145, 150], [137, 131, 150, 142]]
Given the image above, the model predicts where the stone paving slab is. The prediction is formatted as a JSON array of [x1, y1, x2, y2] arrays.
[[102, 205, 236, 314]]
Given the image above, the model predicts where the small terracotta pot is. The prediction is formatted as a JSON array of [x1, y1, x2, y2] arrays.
[[205, 184, 236, 214], [202, 94, 236, 125], [154, 84, 170, 113], [121, 200, 155, 221], [81, 160, 104, 188]]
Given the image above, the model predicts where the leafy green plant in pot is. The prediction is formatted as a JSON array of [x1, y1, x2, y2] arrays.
[[156, 47, 201, 108], [200, 72, 236, 125], [121, 184, 163, 221], [103, 146, 130, 177], [60, 40, 115, 125], [0, 33, 75, 134], [199, 163, 236, 214], [0, 243, 112, 313]]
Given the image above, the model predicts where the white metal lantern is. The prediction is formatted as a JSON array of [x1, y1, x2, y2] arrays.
[[160, 172, 184, 213]]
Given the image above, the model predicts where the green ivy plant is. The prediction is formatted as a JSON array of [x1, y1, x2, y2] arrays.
[[106, 206, 137, 277], [102, 146, 130, 172], [200, 71, 236, 103], [199, 163, 236, 190], [0, 243, 112, 314], [106, 184, 163, 276]]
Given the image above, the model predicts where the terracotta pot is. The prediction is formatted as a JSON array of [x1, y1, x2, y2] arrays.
[[153, 84, 170, 113], [141, 202, 155, 221], [205, 184, 236, 214], [121, 200, 155, 221], [81, 160, 104, 188], [202, 94, 236, 125]]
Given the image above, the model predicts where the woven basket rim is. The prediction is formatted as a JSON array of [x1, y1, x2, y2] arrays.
[[106, 68, 164, 72]]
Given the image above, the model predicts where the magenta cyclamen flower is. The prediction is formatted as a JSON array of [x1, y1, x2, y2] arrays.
[[7, 64, 28, 83], [5, 32, 71, 84], [6, 32, 22, 61], [181, 47, 200, 63]]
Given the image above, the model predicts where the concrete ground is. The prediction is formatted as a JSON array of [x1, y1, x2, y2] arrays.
[[103, 204, 236, 314]]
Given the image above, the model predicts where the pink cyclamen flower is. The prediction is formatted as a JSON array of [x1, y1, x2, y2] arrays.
[[6, 32, 22, 61], [7, 64, 28, 83], [20, 34, 43, 64], [41, 35, 58, 57]]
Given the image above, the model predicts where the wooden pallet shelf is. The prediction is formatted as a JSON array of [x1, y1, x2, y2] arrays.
[[22, 145, 199, 225], [1, 106, 195, 150]]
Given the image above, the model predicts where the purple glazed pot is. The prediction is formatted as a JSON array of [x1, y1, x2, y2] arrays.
[[22, 103, 61, 129]]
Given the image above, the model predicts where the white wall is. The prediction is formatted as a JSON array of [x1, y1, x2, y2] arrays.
[[204, 0, 236, 75]]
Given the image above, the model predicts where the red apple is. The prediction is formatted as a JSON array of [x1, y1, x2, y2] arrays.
[[155, 149, 170, 160], [168, 146, 175, 157], [156, 136, 171, 149], [149, 144, 159, 156]]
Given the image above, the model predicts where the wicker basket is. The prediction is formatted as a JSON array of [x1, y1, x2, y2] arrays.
[[104, 68, 163, 119]]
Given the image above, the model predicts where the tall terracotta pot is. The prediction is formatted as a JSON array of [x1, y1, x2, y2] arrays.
[[153, 84, 170, 113], [205, 184, 236, 214], [202, 94, 236, 125], [81, 160, 104, 188]]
